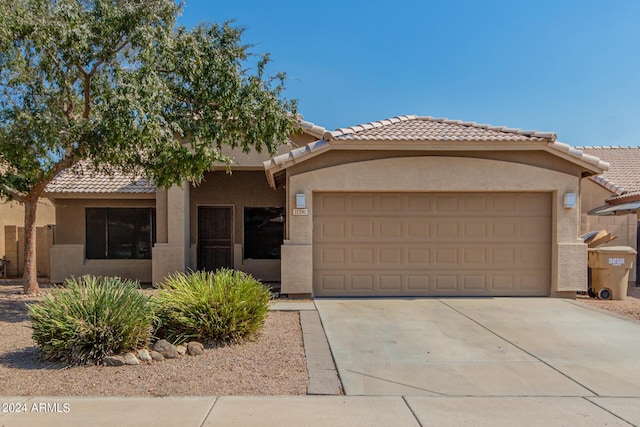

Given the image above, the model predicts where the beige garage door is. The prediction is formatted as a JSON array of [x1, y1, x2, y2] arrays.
[[313, 192, 551, 297]]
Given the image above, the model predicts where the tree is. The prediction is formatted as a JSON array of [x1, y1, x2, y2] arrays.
[[0, 0, 297, 294]]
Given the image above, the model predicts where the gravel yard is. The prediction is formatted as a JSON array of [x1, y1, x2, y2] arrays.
[[577, 285, 640, 321], [0, 283, 308, 397]]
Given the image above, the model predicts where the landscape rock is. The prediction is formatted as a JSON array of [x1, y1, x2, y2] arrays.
[[176, 345, 187, 356], [123, 352, 139, 365], [187, 341, 205, 356], [150, 351, 165, 361], [153, 339, 178, 359], [103, 355, 126, 367], [137, 349, 152, 362]]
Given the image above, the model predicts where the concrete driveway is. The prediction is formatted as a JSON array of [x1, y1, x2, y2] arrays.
[[315, 298, 640, 397]]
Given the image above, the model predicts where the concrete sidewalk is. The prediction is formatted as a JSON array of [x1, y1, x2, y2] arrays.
[[1, 396, 639, 426]]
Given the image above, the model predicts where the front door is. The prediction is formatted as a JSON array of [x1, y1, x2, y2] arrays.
[[197, 206, 233, 271]]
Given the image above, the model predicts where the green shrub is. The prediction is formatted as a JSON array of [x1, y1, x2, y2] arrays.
[[153, 269, 271, 344], [29, 275, 153, 365]]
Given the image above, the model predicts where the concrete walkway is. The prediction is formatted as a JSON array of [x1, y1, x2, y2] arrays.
[[1, 395, 639, 426]]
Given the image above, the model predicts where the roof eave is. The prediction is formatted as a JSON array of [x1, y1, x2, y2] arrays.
[[544, 142, 608, 176], [263, 139, 331, 188], [44, 191, 157, 200]]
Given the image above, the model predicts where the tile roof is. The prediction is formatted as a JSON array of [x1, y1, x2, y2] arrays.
[[577, 147, 640, 198], [332, 115, 556, 141], [265, 115, 609, 176], [299, 120, 329, 140], [45, 161, 155, 194]]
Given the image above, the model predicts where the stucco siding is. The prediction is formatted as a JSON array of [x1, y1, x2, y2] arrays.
[[580, 178, 615, 214]]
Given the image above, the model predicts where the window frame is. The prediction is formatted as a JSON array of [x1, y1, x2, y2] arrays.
[[243, 206, 285, 260], [85, 207, 156, 260]]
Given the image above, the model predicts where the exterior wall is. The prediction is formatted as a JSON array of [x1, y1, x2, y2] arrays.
[[4, 225, 53, 278], [580, 178, 615, 214], [217, 133, 315, 169], [285, 149, 585, 182], [1, 198, 55, 277], [189, 171, 286, 282], [152, 184, 188, 285], [582, 213, 637, 284], [281, 156, 584, 296], [50, 198, 155, 283]]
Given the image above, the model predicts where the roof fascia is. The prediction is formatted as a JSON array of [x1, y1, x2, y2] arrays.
[[44, 192, 157, 200]]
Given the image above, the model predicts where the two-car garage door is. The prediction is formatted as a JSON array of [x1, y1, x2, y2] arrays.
[[313, 192, 551, 297]]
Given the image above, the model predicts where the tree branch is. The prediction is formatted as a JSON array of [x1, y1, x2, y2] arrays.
[[2, 185, 26, 203], [28, 152, 79, 201], [88, 36, 129, 77]]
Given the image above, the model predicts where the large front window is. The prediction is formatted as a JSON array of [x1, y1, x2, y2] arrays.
[[244, 207, 284, 259], [86, 208, 156, 259]]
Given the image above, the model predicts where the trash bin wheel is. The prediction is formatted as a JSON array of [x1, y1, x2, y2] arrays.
[[587, 288, 597, 298], [598, 288, 612, 300]]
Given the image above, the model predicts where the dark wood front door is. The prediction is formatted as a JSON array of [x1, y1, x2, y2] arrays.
[[197, 206, 233, 271]]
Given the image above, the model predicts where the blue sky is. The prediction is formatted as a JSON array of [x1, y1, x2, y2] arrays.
[[178, 0, 640, 147]]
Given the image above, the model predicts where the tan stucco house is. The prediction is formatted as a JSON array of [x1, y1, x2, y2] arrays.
[[45, 115, 608, 297]]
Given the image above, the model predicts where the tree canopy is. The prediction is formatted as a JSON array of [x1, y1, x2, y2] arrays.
[[0, 0, 298, 293]]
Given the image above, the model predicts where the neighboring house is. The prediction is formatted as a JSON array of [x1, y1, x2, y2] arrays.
[[46, 115, 607, 298], [0, 199, 56, 278], [578, 147, 640, 284]]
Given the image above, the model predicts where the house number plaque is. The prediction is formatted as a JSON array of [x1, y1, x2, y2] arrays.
[[292, 208, 308, 216]]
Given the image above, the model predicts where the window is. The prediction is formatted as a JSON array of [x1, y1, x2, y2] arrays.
[[86, 208, 156, 259], [244, 207, 284, 259]]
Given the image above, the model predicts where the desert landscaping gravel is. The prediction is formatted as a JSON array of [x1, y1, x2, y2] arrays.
[[0, 283, 308, 396], [578, 286, 640, 321]]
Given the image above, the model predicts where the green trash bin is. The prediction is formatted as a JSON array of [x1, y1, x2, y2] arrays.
[[587, 246, 637, 300]]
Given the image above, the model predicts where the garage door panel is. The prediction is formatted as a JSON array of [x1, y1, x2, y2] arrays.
[[352, 275, 374, 291], [435, 247, 459, 264], [319, 220, 346, 239], [314, 192, 551, 297], [463, 275, 486, 291], [313, 268, 549, 296], [318, 194, 346, 212], [407, 275, 429, 290], [318, 247, 346, 264], [321, 275, 346, 291], [379, 194, 404, 211], [351, 194, 375, 211]]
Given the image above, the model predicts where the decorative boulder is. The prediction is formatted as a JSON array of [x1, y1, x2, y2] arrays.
[[176, 345, 187, 356], [150, 351, 165, 362], [153, 339, 178, 359], [103, 355, 126, 367], [123, 353, 140, 365], [137, 349, 152, 362], [187, 341, 205, 356]]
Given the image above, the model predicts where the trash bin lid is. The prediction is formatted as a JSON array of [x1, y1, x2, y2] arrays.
[[595, 246, 638, 254]]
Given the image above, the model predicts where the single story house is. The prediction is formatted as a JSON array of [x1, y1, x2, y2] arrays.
[[579, 146, 640, 284], [46, 115, 607, 297]]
